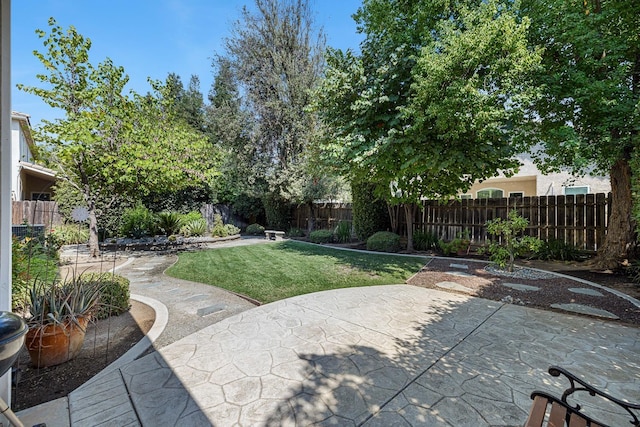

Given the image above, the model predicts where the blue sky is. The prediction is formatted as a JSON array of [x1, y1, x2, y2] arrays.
[[11, 0, 364, 127]]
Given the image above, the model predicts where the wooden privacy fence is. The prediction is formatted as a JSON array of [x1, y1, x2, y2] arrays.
[[12, 200, 62, 228], [416, 194, 610, 252], [12, 195, 612, 251], [296, 194, 610, 252], [292, 202, 353, 230]]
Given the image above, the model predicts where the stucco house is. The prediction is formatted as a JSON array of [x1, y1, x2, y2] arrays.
[[10, 111, 56, 201], [462, 149, 610, 198]]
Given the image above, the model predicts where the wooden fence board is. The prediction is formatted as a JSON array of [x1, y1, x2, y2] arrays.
[[585, 194, 595, 250]]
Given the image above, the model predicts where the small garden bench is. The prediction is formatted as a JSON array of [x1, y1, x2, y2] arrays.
[[525, 366, 640, 427], [264, 230, 285, 241]]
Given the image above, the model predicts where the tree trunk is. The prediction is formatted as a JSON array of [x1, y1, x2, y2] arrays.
[[88, 204, 100, 258], [388, 203, 400, 234], [404, 203, 417, 252], [592, 157, 636, 269], [307, 201, 316, 233]]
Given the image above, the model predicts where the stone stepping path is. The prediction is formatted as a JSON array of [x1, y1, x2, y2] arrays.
[[501, 282, 540, 292], [437, 261, 621, 320], [436, 281, 475, 294], [569, 287, 604, 297], [551, 303, 619, 320], [445, 271, 474, 277], [449, 263, 469, 270], [196, 303, 227, 317]]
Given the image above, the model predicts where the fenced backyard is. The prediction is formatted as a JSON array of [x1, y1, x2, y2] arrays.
[[13, 193, 611, 252]]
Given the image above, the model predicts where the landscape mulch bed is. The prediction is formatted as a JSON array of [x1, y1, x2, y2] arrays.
[[408, 257, 640, 325], [12, 300, 155, 412]]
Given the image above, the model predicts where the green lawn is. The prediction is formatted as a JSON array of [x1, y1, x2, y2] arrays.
[[166, 240, 428, 303]]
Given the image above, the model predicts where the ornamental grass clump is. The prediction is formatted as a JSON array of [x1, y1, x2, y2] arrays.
[[334, 221, 352, 243]]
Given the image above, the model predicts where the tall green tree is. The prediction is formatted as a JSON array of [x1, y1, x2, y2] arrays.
[[19, 19, 218, 256], [223, 0, 326, 228], [205, 56, 259, 208], [165, 73, 207, 133], [313, 0, 541, 249], [520, 0, 640, 268]]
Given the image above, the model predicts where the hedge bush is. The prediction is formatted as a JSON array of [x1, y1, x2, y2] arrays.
[[366, 231, 402, 253], [80, 273, 131, 320], [120, 204, 156, 238], [309, 229, 334, 244], [263, 194, 292, 230], [352, 180, 390, 241], [246, 223, 265, 235]]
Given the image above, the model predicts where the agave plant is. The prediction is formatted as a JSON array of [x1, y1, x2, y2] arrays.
[[25, 275, 102, 329], [181, 218, 208, 237]]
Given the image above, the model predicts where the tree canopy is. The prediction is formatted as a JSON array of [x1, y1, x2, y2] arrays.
[[520, 0, 640, 268], [212, 0, 346, 229], [19, 18, 219, 256], [312, 0, 541, 248]]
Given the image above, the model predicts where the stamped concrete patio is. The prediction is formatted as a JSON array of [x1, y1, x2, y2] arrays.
[[53, 284, 640, 426]]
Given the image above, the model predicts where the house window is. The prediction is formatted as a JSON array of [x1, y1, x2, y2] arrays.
[[460, 194, 472, 199], [509, 192, 524, 198], [31, 192, 51, 201], [477, 188, 504, 199], [564, 186, 589, 195]]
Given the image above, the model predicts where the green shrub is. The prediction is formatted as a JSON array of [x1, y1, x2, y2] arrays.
[[179, 211, 204, 226], [79, 273, 130, 320], [157, 212, 182, 236], [211, 214, 229, 237], [246, 223, 265, 235], [413, 230, 439, 251], [225, 224, 241, 235], [51, 224, 89, 245], [263, 194, 292, 230], [181, 218, 208, 237], [367, 231, 402, 253], [334, 221, 352, 243], [352, 180, 390, 241], [286, 227, 305, 238], [535, 239, 582, 261], [309, 229, 334, 244], [437, 231, 471, 256], [232, 194, 264, 222], [11, 236, 59, 310], [437, 238, 466, 256], [120, 204, 156, 238]]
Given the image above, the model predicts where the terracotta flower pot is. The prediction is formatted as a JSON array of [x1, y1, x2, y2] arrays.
[[25, 317, 89, 368]]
